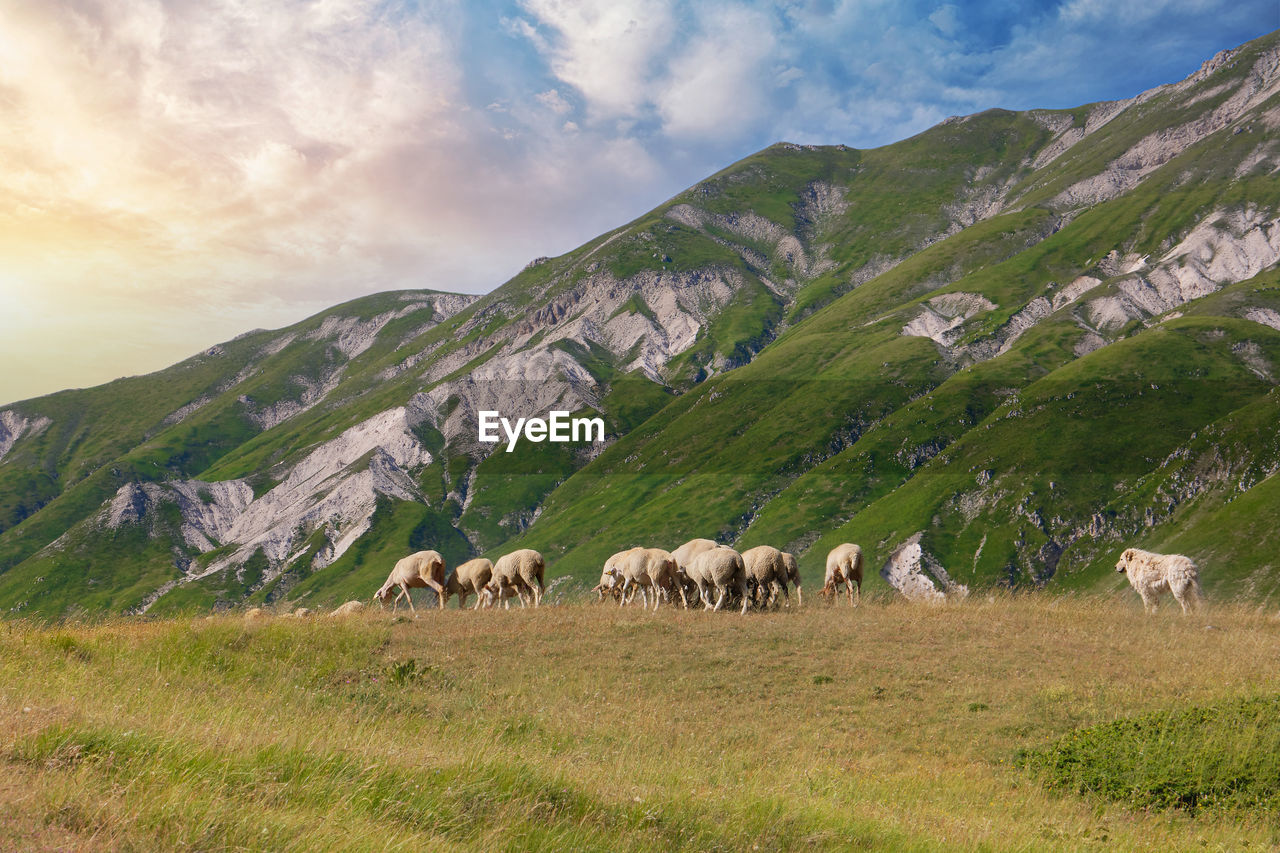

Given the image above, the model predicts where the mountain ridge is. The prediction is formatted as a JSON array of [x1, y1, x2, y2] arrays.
[[2, 29, 1278, 618]]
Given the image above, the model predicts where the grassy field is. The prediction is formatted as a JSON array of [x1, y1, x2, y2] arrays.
[[3, 594, 1280, 851]]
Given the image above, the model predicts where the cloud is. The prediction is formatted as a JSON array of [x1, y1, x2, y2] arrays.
[[516, 0, 675, 120], [656, 5, 779, 139], [0, 0, 1274, 403]]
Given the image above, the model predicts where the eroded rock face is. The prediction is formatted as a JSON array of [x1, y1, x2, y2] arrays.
[[0, 411, 52, 463], [1245, 307, 1280, 332], [1051, 43, 1280, 209], [98, 406, 434, 609], [1086, 208, 1280, 331], [901, 293, 998, 347], [414, 265, 748, 449], [880, 533, 969, 602]]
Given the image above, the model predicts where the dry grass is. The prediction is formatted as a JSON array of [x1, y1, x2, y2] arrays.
[[3, 593, 1280, 851]]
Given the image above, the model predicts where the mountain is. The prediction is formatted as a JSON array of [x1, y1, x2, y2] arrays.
[[2, 31, 1278, 618]]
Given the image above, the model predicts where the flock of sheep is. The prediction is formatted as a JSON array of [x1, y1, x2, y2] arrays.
[[371, 539, 868, 615], [368, 541, 1205, 616]]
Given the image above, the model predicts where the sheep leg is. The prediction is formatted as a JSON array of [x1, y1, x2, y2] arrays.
[[853, 581, 861, 608], [401, 584, 418, 616], [713, 586, 728, 612], [421, 578, 446, 610], [651, 583, 660, 612], [795, 584, 803, 608]]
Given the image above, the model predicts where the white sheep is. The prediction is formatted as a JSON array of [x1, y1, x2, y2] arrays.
[[687, 545, 749, 614], [1116, 547, 1202, 614], [482, 549, 546, 608], [822, 543, 863, 606], [741, 545, 787, 609], [442, 558, 494, 610], [780, 551, 802, 607], [373, 550, 447, 615], [619, 547, 681, 611], [594, 548, 639, 604], [671, 538, 717, 607], [590, 566, 623, 602]]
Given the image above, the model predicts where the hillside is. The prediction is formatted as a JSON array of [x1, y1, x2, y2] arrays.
[[1, 31, 1278, 617]]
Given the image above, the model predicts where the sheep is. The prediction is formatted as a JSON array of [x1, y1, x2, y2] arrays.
[[671, 538, 717, 607], [619, 547, 681, 611], [781, 551, 802, 608], [329, 600, 366, 617], [244, 607, 268, 621], [593, 549, 640, 604], [590, 567, 623, 602], [822, 543, 863, 606], [686, 545, 749, 614], [482, 549, 546, 608], [482, 581, 524, 610], [1116, 547, 1203, 614], [373, 550, 447, 615], [287, 607, 312, 618], [741, 545, 788, 609], [590, 564, 624, 602], [442, 558, 494, 610]]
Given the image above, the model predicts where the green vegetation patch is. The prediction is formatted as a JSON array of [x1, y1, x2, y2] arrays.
[[1021, 695, 1280, 814]]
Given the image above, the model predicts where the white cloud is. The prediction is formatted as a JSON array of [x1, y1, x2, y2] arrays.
[[517, 0, 674, 119], [656, 5, 779, 139], [535, 88, 574, 114], [0, 0, 1272, 403]]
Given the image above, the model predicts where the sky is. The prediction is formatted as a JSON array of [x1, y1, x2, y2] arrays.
[[0, 1, 1275, 405]]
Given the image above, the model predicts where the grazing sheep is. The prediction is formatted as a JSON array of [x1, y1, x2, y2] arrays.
[[1116, 547, 1203, 614], [671, 538, 717, 607], [590, 566, 623, 602], [620, 547, 681, 611], [443, 558, 494, 610], [481, 581, 524, 610], [741, 545, 787, 609], [374, 550, 447, 615], [244, 607, 268, 621], [594, 549, 640, 604], [287, 607, 312, 618], [780, 551, 802, 608], [687, 545, 749, 614], [483, 549, 546, 608], [822, 543, 864, 606], [329, 600, 366, 617]]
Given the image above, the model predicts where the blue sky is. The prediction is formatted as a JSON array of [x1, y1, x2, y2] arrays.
[[0, 1, 1275, 403]]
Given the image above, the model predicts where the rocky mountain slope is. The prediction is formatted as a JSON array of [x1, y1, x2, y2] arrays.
[[2, 31, 1278, 617]]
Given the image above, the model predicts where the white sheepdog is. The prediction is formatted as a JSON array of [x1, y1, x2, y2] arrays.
[[1115, 547, 1202, 614]]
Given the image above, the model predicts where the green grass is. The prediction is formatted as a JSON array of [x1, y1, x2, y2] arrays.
[[1022, 695, 1280, 814], [4, 597, 1280, 850]]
